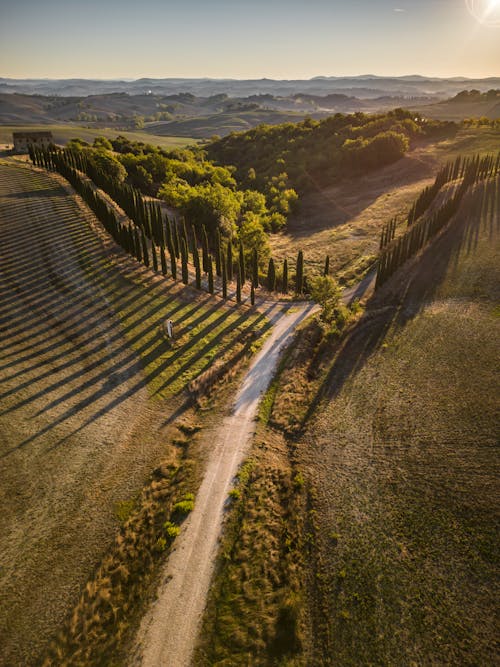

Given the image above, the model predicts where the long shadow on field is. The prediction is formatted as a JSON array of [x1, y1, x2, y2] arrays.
[[303, 177, 499, 424]]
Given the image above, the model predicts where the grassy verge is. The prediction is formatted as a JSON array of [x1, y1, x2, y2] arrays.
[[195, 444, 310, 667], [42, 416, 200, 666]]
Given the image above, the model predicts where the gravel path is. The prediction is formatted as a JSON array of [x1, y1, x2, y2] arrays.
[[132, 301, 317, 667]]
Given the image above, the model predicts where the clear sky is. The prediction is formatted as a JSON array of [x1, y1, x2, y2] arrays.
[[0, 0, 499, 80]]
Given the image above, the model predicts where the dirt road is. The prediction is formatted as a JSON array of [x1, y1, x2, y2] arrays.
[[132, 301, 317, 667]]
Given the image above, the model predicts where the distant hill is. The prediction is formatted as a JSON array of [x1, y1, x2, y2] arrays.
[[1, 75, 500, 98]]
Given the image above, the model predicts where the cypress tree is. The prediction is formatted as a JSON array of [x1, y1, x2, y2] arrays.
[[282, 258, 288, 294], [239, 241, 246, 285], [221, 252, 227, 300], [202, 226, 210, 272], [250, 283, 255, 306], [295, 250, 303, 295], [207, 255, 214, 294], [267, 258, 276, 291], [194, 247, 201, 289], [151, 243, 158, 273], [324, 255, 330, 276], [173, 221, 180, 258], [236, 263, 242, 303], [141, 230, 150, 267], [252, 247, 259, 287], [215, 229, 222, 276], [227, 240, 233, 281], [160, 245, 168, 275], [181, 237, 189, 284], [170, 248, 177, 279]]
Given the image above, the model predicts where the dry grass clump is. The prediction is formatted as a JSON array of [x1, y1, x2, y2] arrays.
[[196, 455, 309, 666], [41, 426, 198, 667]]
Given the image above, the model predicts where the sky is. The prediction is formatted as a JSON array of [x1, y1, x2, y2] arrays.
[[0, 0, 499, 80]]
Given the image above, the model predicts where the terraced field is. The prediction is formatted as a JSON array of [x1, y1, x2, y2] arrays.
[[0, 160, 267, 665]]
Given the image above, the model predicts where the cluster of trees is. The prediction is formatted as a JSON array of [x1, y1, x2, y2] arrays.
[[28, 144, 317, 302], [206, 109, 456, 195], [376, 152, 500, 289]]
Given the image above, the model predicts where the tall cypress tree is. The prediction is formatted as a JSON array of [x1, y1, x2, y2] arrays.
[[160, 245, 168, 276], [252, 247, 259, 288], [170, 248, 177, 280], [194, 247, 201, 289], [282, 258, 288, 294], [202, 226, 210, 272], [173, 221, 180, 258], [141, 230, 150, 267], [250, 283, 255, 306], [207, 255, 214, 294], [151, 243, 158, 272], [267, 258, 276, 291], [295, 250, 304, 294], [239, 241, 246, 285], [221, 251, 227, 300], [227, 240, 233, 281], [236, 263, 242, 303], [181, 237, 189, 284], [215, 229, 222, 277], [324, 255, 330, 276]]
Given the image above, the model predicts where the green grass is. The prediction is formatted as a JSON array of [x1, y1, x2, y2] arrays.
[[107, 282, 270, 399], [0, 123, 197, 148]]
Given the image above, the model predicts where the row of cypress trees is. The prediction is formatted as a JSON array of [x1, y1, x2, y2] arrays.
[[376, 152, 500, 289], [407, 152, 500, 225], [29, 144, 316, 301]]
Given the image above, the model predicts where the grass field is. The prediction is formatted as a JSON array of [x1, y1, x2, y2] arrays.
[[270, 127, 500, 285], [0, 123, 197, 149], [199, 171, 500, 665], [0, 159, 266, 666]]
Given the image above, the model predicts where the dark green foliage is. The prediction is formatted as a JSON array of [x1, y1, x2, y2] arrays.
[[208, 255, 214, 294], [295, 251, 304, 295], [151, 243, 158, 273], [194, 247, 202, 289], [207, 110, 456, 195], [215, 229, 222, 277], [252, 247, 259, 288], [227, 240, 233, 281], [141, 230, 150, 267], [267, 258, 276, 291], [169, 248, 177, 280], [160, 245, 168, 276], [181, 237, 189, 285], [236, 264, 242, 304], [202, 226, 210, 273], [250, 283, 255, 306], [282, 258, 288, 294], [172, 221, 180, 258], [239, 241, 246, 285], [221, 252, 228, 300]]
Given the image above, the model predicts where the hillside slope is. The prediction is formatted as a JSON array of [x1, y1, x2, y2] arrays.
[[298, 175, 499, 664], [0, 160, 266, 665]]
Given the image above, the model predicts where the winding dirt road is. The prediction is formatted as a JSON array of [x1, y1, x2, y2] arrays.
[[132, 301, 317, 667]]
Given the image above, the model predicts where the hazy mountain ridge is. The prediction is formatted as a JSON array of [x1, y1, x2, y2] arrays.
[[1, 75, 500, 98]]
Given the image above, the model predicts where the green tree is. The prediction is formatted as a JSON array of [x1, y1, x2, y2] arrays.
[[252, 248, 259, 288], [295, 250, 304, 295], [267, 258, 276, 291], [310, 275, 342, 323], [282, 258, 288, 293]]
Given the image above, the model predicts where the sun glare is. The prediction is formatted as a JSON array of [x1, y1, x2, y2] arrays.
[[466, 0, 500, 26]]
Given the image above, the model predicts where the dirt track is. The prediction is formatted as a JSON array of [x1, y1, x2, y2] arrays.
[[132, 302, 317, 667]]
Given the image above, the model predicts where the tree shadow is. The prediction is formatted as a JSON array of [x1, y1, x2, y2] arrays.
[[302, 176, 498, 425]]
